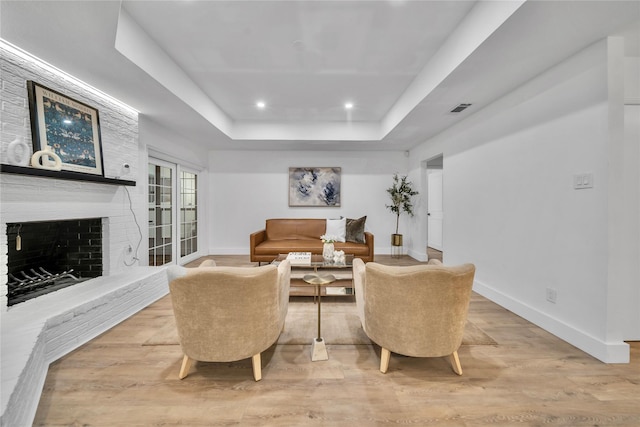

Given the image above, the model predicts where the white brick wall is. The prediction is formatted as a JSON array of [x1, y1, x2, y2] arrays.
[[0, 43, 143, 309], [0, 43, 165, 427], [1, 267, 168, 427]]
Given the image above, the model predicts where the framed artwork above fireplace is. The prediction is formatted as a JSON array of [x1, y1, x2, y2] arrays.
[[27, 80, 105, 176]]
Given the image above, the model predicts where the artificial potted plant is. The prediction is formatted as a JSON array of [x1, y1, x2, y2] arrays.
[[386, 173, 419, 247]]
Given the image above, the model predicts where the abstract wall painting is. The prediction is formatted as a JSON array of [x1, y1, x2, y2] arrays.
[[289, 167, 341, 207]]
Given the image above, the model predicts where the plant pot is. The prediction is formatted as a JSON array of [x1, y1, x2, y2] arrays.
[[391, 234, 403, 246]]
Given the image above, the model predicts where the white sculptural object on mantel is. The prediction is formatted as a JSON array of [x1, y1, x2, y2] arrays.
[[31, 146, 62, 171]]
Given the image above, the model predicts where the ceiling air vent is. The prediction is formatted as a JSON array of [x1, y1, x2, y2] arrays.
[[450, 103, 472, 113]]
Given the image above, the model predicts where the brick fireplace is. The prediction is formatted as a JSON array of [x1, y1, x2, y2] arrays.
[[6, 218, 103, 306], [0, 40, 142, 311], [0, 40, 168, 427]]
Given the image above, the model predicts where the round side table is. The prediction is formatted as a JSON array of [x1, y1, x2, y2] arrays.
[[303, 273, 336, 361]]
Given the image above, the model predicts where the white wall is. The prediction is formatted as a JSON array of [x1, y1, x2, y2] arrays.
[[619, 104, 640, 341], [207, 150, 410, 256], [605, 37, 640, 345], [140, 116, 211, 171], [0, 43, 142, 310], [138, 116, 211, 265], [409, 38, 639, 363], [0, 45, 173, 426], [619, 40, 640, 338]]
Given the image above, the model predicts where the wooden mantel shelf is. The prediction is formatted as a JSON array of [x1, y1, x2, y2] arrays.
[[0, 164, 136, 186]]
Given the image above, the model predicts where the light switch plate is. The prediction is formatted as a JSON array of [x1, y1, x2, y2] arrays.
[[574, 173, 593, 190]]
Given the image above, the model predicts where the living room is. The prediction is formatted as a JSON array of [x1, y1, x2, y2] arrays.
[[1, 1, 639, 425]]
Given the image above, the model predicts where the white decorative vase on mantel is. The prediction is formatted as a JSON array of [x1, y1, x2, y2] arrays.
[[322, 242, 334, 261]]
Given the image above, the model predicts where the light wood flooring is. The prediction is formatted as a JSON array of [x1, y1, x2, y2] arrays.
[[428, 246, 443, 262], [34, 255, 639, 426]]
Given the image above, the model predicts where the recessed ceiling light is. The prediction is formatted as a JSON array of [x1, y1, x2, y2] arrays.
[[256, 101, 266, 109], [344, 102, 354, 110]]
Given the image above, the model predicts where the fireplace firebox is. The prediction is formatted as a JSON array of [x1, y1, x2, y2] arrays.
[[6, 218, 103, 306]]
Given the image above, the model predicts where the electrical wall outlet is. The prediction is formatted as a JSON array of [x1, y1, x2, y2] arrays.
[[546, 287, 557, 303]]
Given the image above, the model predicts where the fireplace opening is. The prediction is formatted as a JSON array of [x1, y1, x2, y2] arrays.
[[6, 218, 103, 306]]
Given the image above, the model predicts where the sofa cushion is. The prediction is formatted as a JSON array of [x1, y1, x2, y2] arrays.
[[255, 239, 324, 255], [254, 239, 370, 257], [265, 218, 326, 240], [346, 216, 367, 243], [334, 241, 370, 257], [325, 217, 346, 242]]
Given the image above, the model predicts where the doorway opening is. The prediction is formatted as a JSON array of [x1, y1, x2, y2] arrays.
[[426, 154, 444, 262], [148, 158, 201, 267]]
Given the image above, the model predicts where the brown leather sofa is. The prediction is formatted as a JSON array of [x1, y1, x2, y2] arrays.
[[250, 218, 374, 264]]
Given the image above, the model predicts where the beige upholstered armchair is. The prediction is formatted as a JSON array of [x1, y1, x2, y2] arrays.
[[353, 258, 475, 374], [167, 259, 291, 381]]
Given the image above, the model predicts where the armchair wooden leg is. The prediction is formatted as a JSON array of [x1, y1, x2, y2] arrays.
[[252, 353, 262, 381], [179, 355, 193, 379], [380, 348, 391, 373], [450, 351, 463, 375]]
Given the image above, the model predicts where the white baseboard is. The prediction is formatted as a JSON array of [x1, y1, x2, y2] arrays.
[[407, 248, 428, 262], [473, 279, 630, 364], [208, 247, 248, 256]]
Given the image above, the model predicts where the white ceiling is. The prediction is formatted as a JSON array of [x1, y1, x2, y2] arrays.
[[1, 0, 639, 151], [123, 0, 477, 123]]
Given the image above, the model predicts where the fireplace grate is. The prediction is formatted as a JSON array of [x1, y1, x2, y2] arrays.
[[6, 218, 103, 306], [8, 267, 85, 305]]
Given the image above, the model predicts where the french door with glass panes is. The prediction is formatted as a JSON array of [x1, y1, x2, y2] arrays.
[[148, 159, 199, 266]]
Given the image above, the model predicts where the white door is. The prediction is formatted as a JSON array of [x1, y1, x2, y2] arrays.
[[427, 170, 443, 251], [148, 159, 177, 266], [148, 159, 201, 267]]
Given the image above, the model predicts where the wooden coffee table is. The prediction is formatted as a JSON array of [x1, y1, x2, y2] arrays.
[[272, 254, 354, 297]]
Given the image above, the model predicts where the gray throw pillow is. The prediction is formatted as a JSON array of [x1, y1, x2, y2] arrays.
[[345, 216, 367, 243]]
